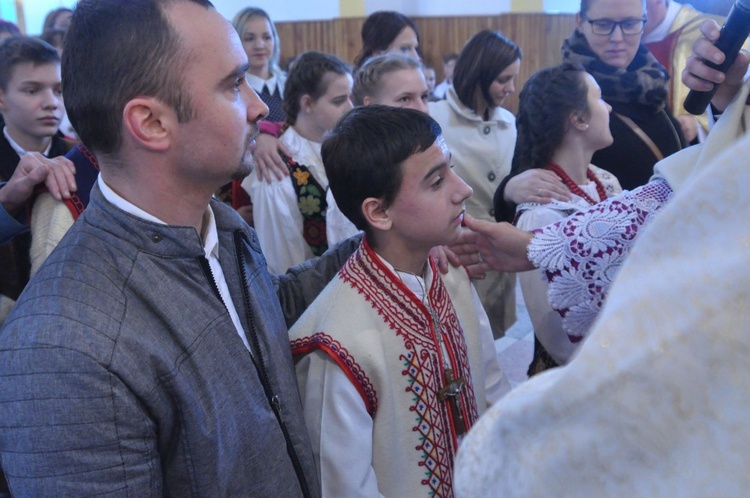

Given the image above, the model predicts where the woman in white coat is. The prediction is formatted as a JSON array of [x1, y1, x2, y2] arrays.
[[429, 30, 521, 338]]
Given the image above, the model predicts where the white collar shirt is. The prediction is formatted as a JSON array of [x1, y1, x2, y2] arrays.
[[4, 127, 53, 157]]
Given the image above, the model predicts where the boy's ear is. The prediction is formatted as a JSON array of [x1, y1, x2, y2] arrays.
[[0, 88, 6, 112], [362, 197, 392, 231], [362, 95, 374, 107], [122, 97, 173, 152]]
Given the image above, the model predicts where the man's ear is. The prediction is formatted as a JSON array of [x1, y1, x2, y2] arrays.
[[362, 197, 392, 231], [0, 88, 6, 112], [122, 97, 173, 152], [362, 95, 374, 106]]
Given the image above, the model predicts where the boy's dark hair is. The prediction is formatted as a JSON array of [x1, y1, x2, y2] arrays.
[[62, 0, 213, 157], [283, 51, 351, 126], [0, 36, 60, 91], [322, 105, 441, 234], [353, 11, 419, 69], [452, 30, 521, 114]]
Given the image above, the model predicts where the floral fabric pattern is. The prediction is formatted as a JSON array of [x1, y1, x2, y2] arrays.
[[528, 179, 674, 339], [283, 152, 329, 256]]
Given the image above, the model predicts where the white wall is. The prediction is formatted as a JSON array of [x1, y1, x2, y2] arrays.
[[0, 0, 17, 23], [211, 0, 340, 23], [543, 0, 578, 13], [20, 0, 578, 36], [366, 0, 513, 16], [23, 0, 75, 35]]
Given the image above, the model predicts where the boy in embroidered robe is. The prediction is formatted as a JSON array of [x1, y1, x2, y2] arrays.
[[289, 105, 510, 498]]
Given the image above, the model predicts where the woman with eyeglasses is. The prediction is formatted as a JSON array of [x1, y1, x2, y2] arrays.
[[493, 0, 688, 224], [563, 0, 687, 189]]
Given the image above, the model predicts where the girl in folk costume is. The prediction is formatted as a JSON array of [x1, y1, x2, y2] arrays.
[[231, 7, 286, 123], [231, 7, 290, 186], [512, 63, 622, 375], [247, 51, 358, 274], [290, 106, 509, 498]]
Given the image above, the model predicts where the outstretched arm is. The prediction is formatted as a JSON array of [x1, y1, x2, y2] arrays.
[[450, 214, 534, 274], [275, 234, 362, 328]]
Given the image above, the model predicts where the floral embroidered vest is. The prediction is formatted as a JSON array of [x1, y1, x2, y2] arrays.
[[281, 152, 328, 256]]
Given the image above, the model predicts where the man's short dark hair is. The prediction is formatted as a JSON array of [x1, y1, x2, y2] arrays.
[[62, 0, 213, 156], [0, 36, 60, 91], [322, 105, 441, 234]]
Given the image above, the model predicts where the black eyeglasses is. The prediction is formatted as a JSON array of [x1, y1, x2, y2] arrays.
[[581, 15, 647, 36]]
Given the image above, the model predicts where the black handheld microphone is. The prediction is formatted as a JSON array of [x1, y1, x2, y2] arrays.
[[683, 0, 750, 115]]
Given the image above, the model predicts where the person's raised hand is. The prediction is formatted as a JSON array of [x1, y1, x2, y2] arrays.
[[505, 168, 571, 205], [0, 153, 76, 214], [429, 245, 461, 275], [459, 214, 535, 274], [682, 19, 750, 112], [253, 133, 290, 183]]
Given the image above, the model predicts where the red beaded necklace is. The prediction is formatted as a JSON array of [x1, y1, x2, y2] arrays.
[[546, 162, 607, 205]]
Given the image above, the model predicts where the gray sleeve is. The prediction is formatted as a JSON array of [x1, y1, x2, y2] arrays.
[[0, 344, 162, 496], [274, 233, 362, 328]]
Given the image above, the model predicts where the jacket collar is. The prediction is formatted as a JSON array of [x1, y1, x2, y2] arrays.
[[84, 182, 254, 259]]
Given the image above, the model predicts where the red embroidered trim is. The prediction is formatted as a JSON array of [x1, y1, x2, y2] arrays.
[[338, 238, 479, 497], [291, 333, 378, 416], [546, 162, 607, 205]]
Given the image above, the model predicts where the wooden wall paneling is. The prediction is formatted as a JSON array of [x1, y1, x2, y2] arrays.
[[498, 13, 576, 113], [332, 18, 365, 64], [413, 16, 502, 72], [275, 13, 577, 113], [275, 20, 335, 65]]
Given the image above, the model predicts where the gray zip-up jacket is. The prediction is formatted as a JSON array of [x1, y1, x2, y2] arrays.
[[0, 184, 357, 496]]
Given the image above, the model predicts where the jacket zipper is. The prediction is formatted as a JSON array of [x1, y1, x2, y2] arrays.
[[198, 257, 224, 305], [232, 232, 311, 498]]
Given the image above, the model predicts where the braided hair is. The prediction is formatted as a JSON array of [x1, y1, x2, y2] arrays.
[[511, 63, 590, 175]]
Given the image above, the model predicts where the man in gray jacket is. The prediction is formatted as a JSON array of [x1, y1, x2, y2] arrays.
[[0, 0, 354, 495]]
